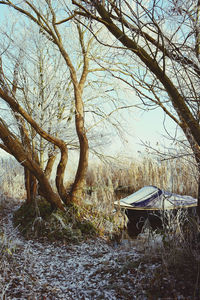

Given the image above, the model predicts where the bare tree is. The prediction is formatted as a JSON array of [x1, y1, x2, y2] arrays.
[[0, 1, 131, 210], [71, 0, 200, 215], [0, 1, 91, 204]]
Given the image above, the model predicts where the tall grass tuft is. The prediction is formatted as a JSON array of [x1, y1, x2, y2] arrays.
[[0, 157, 25, 200]]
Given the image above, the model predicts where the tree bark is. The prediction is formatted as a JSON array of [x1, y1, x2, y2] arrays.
[[24, 168, 38, 203], [54, 37, 89, 205], [30, 171, 37, 200], [56, 146, 68, 203], [24, 167, 31, 203], [197, 172, 200, 219], [70, 92, 89, 204], [44, 152, 57, 180], [0, 119, 65, 211]]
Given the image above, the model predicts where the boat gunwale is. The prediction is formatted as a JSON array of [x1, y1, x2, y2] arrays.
[[115, 203, 197, 211]]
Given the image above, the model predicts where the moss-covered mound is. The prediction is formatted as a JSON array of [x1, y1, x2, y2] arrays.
[[13, 198, 98, 243]]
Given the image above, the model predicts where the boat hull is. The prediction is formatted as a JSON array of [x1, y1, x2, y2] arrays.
[[125, 205, 197, 237], [114, 186, 197, 237]]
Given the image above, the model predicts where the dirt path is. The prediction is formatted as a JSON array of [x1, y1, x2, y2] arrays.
[[0, 201, 145, 300]]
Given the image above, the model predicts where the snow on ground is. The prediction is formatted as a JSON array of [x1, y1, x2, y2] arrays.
[[1, 200, 198, 299], [0, 202, 149, 300]]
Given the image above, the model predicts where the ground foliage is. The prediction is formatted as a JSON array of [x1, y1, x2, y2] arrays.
[[0, 197, 200, 299], [13, 198, 100, 243]]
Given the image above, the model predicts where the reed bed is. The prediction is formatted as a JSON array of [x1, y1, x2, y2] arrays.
[[86, 155, 198, 212], [1, 153, 197, 202]]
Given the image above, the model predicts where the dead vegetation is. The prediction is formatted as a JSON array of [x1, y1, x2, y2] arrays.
[[86, 155, 198, 206], [0, 155, 200, 299]]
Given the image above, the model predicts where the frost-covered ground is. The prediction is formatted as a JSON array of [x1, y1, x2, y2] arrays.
[[0, 199, 199, 300], [0, 200, 151, 300]]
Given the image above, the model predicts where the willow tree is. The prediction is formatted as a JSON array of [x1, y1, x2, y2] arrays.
[[0, 1, 129, 209], [4, 2, 93, 205], [72, 0, 200, 215], [0, 0, 102, 207]]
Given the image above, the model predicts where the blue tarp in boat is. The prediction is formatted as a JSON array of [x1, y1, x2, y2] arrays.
[[114, 185, 197, 211]]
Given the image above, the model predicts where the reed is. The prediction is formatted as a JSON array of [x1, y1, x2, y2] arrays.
[[86, 155, 198, 213], [1, 153, 197, 203], [0, 157, 25, 200]]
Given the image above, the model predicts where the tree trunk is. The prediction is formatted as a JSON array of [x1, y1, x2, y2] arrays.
[[30, 172, 37, 200], [69, 92, 89, 205], [24, 167, 31, 203], [56, 145, 68, 203], [24, 168, 38, 203], [44, 152, 57, 180], [55, 43, 89, 205], [0, 120, 65, 211], [197, 173, 200, 219], [70, 132, 89, 204]]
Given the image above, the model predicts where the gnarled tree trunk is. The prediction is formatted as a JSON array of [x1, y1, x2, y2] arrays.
[[70, 92, 89, 204], [24, 168, 38, 203], [0, 119, 65, 211]]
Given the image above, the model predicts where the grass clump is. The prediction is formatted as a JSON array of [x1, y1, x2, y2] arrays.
[[0, 231, 17, 257], [13, 197, 122, 243], [13, 198, 96, 242]]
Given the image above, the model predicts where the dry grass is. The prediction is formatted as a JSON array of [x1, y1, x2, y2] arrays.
[[131, 212, 200, 299], [86, 155, 198, 214], [0, 157, 25, 200], [1, 155, 198, 242], [1, 153, 197, 206], [85, 156, 200, 298], [0, 154, 200, 298]]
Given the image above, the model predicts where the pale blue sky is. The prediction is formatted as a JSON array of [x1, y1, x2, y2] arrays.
[[104, 105, 177, 158]]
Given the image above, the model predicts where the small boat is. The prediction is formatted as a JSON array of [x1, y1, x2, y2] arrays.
[[114, 185, 197, 236]]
